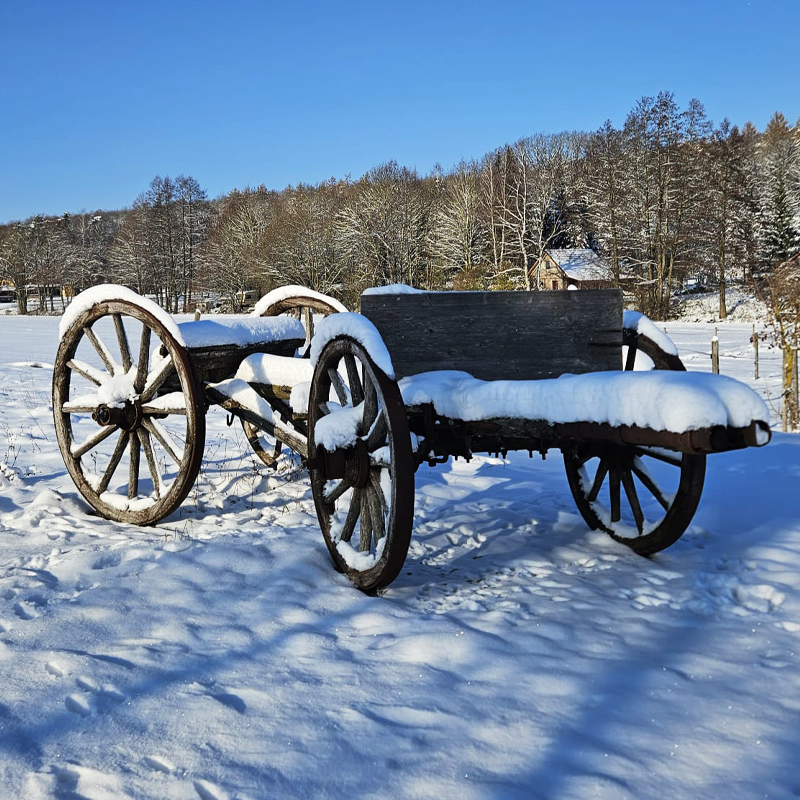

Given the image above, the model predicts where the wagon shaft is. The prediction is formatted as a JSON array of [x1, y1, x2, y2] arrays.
[[204, 382, 309, 459]]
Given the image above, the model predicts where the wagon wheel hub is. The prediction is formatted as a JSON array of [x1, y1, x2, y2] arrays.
[[92, 400, 142, 432], [314, 438, 371, 488]]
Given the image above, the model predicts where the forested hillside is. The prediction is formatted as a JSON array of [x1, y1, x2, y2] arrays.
[[1, 93, 798, 319]]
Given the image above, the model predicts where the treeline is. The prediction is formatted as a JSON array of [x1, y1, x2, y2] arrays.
[[1, 92, 798, 319]]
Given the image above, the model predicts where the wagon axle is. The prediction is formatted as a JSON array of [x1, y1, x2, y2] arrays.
[[92, 401, 142, 432], [312, 439, 370, 488]]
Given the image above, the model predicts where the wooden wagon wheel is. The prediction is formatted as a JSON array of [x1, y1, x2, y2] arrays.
[[243, 291, 345, 468], [307, 336, 414, 592], [562, 332, 707, 555], [53, 300, 205, 525]]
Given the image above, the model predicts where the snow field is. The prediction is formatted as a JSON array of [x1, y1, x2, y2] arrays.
[[0, 313, 797, 799]]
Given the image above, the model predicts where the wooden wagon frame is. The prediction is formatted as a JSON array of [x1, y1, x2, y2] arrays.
[[53, 284, 771, 592]]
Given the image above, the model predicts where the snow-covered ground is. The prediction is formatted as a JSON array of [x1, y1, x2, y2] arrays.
[[1, 312, 798, 800]]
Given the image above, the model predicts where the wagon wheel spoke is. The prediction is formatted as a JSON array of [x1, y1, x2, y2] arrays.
[[139, 427, 162, 500], [344, 354, 364, 406], [135, 326, 152, 394], [367, 483, 385, 544], [113, 313, 133, 372], [587, 458, 609, 502], [361, 374, 379, 437], [303, 307, 314, 348], [328, 368, 350, 406], [61, 402, 98, 414], [368, 469, 389, 521], [369, 450, 391, 468], [140, 354, 175, 403], [339, 487, 362, 543], [631, 460, 671, 511], [72, 424, 118, 458], [83, 326, 116, 375], [621, 467, 645, 534], [323, 477, 353, 505], [96, 431, 129, 495], [67, 359, 104, 386], [140, 399, 188, 416], [141, 418, 183, 465], [609, 463, 621, 523], [634, 446, 682, 467], [364, 404, 387, 452], [359, 489, 374, 551], [128, 430, 141, 499], [624, 340, 638, 371]]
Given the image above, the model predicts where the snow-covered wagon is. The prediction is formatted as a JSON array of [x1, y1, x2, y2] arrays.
[[52, 284, 771, 592]]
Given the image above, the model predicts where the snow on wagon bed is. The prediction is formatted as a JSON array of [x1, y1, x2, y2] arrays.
[[398, 369, 769, 436]]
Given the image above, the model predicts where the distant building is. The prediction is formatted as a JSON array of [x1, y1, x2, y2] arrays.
[[532, 249, 614, 290]]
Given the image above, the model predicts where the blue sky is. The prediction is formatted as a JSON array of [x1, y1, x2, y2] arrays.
[[1, 0, 797, 223]]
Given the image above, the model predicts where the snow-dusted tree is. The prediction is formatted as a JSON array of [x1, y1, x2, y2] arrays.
[[199, 188, 271, 310], [29, 217, 70, 312], [336, 162, 431, 291], [478, 146, 516, 287], [766, 254, 800, 430], [142, 176, 180, 309], [0, 216, 74, 313], [123, 175, 208, 310], [175, 176, 210, 311], [428, 160, 487, 288], [263, 180, 350, 297], [493, 133, 585, 290], [61, 211, 118, 294], [0, 221, 33, 313], [701, 120, 759, 318], [585, 120, 626, 283], [618, 93, 710, 318], [109, 202, 153, 294], [756, 113, 800, 271]]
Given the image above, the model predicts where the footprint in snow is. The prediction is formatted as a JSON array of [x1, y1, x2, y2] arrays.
[[45, 661, 64, 678], [194, 779, 231, 800], [144, 755, 175, 774], [13, 601, 39, 620], [54, 766, 80, 786], [733, 583, 785, 613], [64, 675, 126, 717], [65, 694, 92, 717], [210, 692, 247, 715]]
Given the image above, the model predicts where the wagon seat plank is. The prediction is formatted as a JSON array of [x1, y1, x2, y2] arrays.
[[176, 315, 306, 385]]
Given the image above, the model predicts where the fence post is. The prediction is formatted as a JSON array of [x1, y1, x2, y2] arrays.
[[752, 324, 759, 380], [782, 348, 790, 432], [711, 328, 720, 374], [794, 349, 799, 432]]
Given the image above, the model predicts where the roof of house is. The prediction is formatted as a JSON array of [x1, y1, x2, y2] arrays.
[[544, 249, 609, 282]]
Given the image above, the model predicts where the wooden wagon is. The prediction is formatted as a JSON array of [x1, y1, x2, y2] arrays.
[[53, 284, 771, 592]]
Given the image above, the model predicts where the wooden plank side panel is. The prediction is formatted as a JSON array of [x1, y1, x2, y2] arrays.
[[360, 290, 622, 381]]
